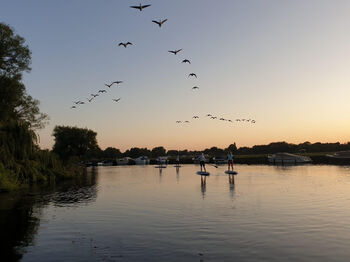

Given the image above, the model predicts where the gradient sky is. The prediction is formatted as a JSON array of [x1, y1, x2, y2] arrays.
[[2, 0, 350, 151]]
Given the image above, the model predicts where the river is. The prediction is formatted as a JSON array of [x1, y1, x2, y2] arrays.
[[1, 165, 350, 261]]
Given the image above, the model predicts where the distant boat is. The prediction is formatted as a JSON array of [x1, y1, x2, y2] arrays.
[[135, 156, 150, 165], [97, 161, 113, 166], [117, 157, 133, 165], [327, 151, 350, 159], [268, 152, 312, 164]]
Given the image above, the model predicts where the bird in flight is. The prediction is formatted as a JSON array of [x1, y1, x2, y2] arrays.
[[87, 97, 94, 102], [119, 42, 132, 48], [236, 119, 241, 122], [193, 116, 199, 119], [152, 19, 168, 27], [184, 121, 190, 123], [130, 4, 151, 11], [251, 120, 256, 124], [192, 86, 199, 90], [211, 117, 217, 119], [228, 119, 233, 122], [176, 121, 182, 123], [182, 59, 191, 64], [168, 49, 182, 55], [74, 101, 81, 105], [206, 114, 212, 117], [98, 90, 107, 93], [113, 98, 121, 103], [105, 81, 122, 88], [188, 73, 197, 78], [220, 118, 225, 121], [71, 106, 76, 109], [91, 94, 99, 98]]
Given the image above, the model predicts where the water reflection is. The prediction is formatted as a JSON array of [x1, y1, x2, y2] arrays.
[[0, 168, 98, 261], [175, 167, 180, 182], [200, 175, 207, 199], [228, 175, 235, 200]]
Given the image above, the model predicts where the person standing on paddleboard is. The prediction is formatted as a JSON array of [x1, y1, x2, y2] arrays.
[[176, 154, 180, 166], [199, 153, 206, 172], [227, 151, 234, 171]]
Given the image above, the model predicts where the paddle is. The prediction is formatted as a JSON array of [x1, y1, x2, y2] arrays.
[[209, 164, 218, 168]]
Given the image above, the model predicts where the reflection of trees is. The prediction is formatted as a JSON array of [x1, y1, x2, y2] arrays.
[[0, 168, 98, 261]]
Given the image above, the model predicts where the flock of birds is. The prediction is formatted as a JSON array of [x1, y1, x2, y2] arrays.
[[70, 3, 256, 126], [176, 114, 256, 124]]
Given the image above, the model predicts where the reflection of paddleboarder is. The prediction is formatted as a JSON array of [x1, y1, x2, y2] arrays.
[[199, 153, 206, 172], [227, 151, 234, 171]]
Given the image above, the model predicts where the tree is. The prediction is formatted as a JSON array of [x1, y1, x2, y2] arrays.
[[226, 143, 237, 153], [0, 23, 48, 129], [151, 146, 166, 157], [52, 126, 100, 161], [104, 147, 122, 159]]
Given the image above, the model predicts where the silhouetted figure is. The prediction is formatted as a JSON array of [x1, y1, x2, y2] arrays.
[[199, 153, 206, 172], [227, 151, 234, 171]]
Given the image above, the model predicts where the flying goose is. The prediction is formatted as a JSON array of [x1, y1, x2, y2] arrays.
[[91, 94, 99, 98], [152, 19, 167, 27], [130, 4, 151, 11], [118, 42, 132, 48], [98, 90, 107, 93], [182, 59, 191, 64], [192, 86, 199, 90], [176, 121, 182, 123], [188, 73, 197, 78], [113, 98, 121, 102], [193, 116, 199, 119], [168, 49, 182, 55], [71, 106, 76, 109]]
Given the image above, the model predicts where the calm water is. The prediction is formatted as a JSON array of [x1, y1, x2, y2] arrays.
[[2, 165, 350, 261]]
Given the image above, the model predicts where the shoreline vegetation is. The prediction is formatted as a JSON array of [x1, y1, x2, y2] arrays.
[[0, 23, 83, 192]]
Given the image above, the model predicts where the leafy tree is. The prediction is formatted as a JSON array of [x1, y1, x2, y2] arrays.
[[226, 143, 237, 153], [0, 23, 48, 129], [104, 147, 122, 159], [151, 146, 166, 157], [52, 126, 100, 161]]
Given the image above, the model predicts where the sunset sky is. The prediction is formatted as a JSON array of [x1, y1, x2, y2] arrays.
[[2, 0, 350, 151]]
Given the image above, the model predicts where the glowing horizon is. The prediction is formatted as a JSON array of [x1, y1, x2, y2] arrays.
[[2, 0, 350, 151]]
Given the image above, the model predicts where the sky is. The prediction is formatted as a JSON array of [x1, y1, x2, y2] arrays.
[[2, 0, 350, 151]]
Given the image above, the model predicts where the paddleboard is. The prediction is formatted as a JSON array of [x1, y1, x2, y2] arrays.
[[155, 166, 167, 168], [196, 171, 210, 176], [225, 170, 238, 175]]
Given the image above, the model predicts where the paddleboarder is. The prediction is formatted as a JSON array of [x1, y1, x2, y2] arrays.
[[227, 151, 234, 171], [199, 153, 207, 172], [176, 154, 180, 166]]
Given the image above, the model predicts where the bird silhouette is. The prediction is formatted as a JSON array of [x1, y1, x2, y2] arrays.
[[176, 121, 182, 123], [193, 116, 199, 119], [251, 120, 256, 123], [152, 19, 168, 27], [220, 118, 225, 121], [112, 81, 123, 85], [118, 42, 132, 48], [98, 90, 107, 93], [78, 101, 85, 105], [211, 117, 217, 119], [113, 98, 121, 102], [71, 106, 76, 109], [192, 86, 199, 90], [74, 101, 81, 105], [91, 94, 99, 98], [236, 119, 241, 122], [130, 4, 151, 11], [188, 73, 197, 78], [168, 49, 182, 55], [182, 59, 191, 64], [87, 98, 94, 102], [184, 121, 190, 123], [228, 119, 233, 122]]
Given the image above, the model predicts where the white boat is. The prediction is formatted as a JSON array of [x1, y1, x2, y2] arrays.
[[327, 151, 350, 159], [116, 157, 132, 165], [134, 156, 150, 165], [268, 152, 312, 164]]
